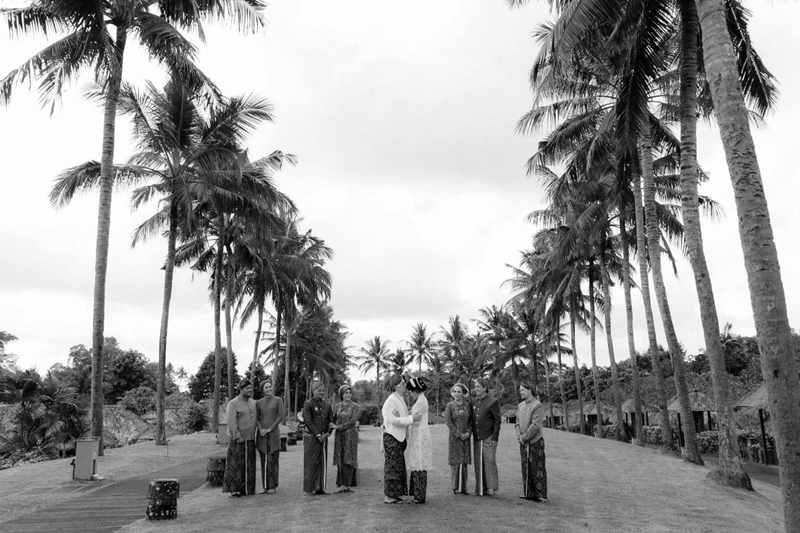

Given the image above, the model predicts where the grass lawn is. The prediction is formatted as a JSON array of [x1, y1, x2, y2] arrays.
[[106, 424, 783, 533]]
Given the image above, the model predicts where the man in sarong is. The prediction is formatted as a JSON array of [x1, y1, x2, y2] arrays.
[[381, 374, 421, 504], [223, 379, 257, 497], [302, 381, 333, 495], [516, 382, 547, 502], [470, 378, 501, 496]]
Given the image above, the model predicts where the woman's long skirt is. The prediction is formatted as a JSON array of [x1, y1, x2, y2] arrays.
[[223, 440, 256, 495], [336, 464, 358, 488], [520, 439, 547, 500], [383, 433, 407, 499], [473, 439, 499, 495], [303, 435, 327, 493], [259, 445, 280, 491], [409, 470, 427, 503], [451, 464, 469, 494]]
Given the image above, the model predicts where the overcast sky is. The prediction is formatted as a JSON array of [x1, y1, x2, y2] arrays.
[[2, 1, 800, 386]]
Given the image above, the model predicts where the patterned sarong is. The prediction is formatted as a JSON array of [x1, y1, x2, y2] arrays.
[[520, 438, 547, 500], [474, 439, 498, 495], [383, 433, 407, 499], [223, 440, 256, 495], [451, 464, 469, 493], [336, 464, 358, 488], [409, 470, 427, 503], [303, 435, 327, 493], [259, 443, 280, 491]]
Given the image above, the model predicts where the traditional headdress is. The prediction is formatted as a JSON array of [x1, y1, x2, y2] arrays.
[[451, 382, 469, 395], [407, 377, 428, 393], [338, 384, 353, 400]]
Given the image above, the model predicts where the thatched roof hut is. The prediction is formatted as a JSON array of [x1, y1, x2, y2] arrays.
[[666, 391, 715, 412], [667, 391, 716, 437], [542, 403, 564, 416], [734, 383, 774, 465], [621, 399, 658, 413], [734, 382, 769, 410]]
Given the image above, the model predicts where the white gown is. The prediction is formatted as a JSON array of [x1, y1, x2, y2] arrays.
[[405, 394, 432, 471]]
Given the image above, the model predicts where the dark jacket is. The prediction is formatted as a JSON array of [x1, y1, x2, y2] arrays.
[[302, 397, 333, 437], [470, 394, 501, 442]]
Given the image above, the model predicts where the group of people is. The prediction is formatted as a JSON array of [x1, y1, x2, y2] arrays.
[[221, 375, 547, 505]]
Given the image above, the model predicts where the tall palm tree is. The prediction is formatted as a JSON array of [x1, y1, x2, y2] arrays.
[[677, 0, 754, 488], [3, 0, 264, 452], [354, 336, 390, 407], [406, 323, 435, 373]]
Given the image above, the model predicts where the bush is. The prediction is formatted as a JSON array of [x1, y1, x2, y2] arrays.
[[119, 386, 156, 417], [642, 425, 662, 445], [358, 403, 380, 426], [696, 431, 719, 455]]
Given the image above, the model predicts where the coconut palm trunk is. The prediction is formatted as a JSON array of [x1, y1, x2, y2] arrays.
[[569, 310, 586, 435], [640, 133, 702, 464], [679, 0, 751, 487], [619, 215, 644, 445], [542, 354, 554, 427], [588, 264, 603, 438], [556, 338, 570, 429], [283, 310, 293, 420], [154, 203, 178, 445], [273, 290, 283, 387], [90, 27, 129, 455], [225, 255, 235, 392], [211, 233, 224, 432], [599, 254, 625, 441], [252, 303, 264, 379], [631, 167, 674, 450], [700, 0, 800, 522]]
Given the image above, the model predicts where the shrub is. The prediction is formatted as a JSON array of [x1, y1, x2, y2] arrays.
[[358, 403, 380, 426], [119, 386, 156, 417], [696, 431, 719, 455], [642, 425, 662, 445]]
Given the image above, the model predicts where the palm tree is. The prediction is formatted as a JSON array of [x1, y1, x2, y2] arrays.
[[53, 78, 280, 442], [2, 0, 264, 453], [406, 324, 435, 373], [678, 0, 753, 488], [354, 336, 390, 407]]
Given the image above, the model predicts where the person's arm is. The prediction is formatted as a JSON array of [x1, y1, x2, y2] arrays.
[[490, 398, 501, 441], [226, 401, 241, 442], [444, 403, 459, 436], [266, 399, 283, 434], [521, 403, 545, 443], [255, 400, 264, 433], [383, 396, 413, 427], [303, 401, 321, 436]]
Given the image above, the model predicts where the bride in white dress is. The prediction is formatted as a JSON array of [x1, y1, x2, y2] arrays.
[[404, 377, 432, 503]]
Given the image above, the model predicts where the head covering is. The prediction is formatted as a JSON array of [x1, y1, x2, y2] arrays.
[[238, 378, 252, 391], [451, 382, 469, 395], [311, 380, 325, 392], [407, 377, 427, 393], [338, 384, 353, 400]]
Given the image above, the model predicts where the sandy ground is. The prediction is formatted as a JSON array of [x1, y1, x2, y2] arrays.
[[42, 425, 782, 533], [0, 432, 219, 524]]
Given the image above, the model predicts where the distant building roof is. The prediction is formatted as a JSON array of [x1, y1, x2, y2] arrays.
[[666, 391, 715, 412], [621, 398, 659, 413], [734, 382, 770, 411]]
